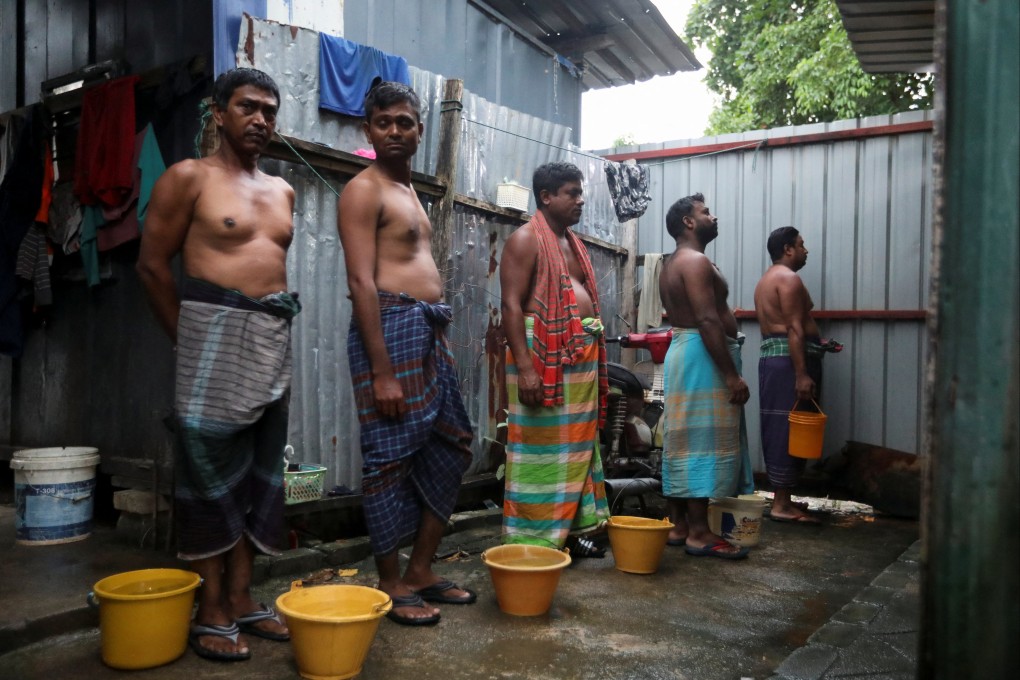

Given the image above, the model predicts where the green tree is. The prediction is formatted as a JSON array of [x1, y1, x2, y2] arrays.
[[612, 132, 638, 148], [685, 0, 933, 134]]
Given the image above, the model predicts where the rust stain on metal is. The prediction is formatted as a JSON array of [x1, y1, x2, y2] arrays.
[[486, 306, 507, 422], [243, 14, 256, 65], [488, 230, 499, 276], [290, 25, 299, 40]]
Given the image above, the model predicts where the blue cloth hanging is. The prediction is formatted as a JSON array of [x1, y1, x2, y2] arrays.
[[319, 33, 411, 117]]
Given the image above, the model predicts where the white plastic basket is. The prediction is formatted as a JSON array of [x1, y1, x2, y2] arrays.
[[281, 445, 326, 505], [496, 182, 530, 212]]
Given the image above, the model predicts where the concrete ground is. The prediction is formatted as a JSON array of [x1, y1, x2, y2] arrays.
[[0, 494, 919, 680]]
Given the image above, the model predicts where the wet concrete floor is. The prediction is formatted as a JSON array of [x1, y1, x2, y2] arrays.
[[0, 495, 918, 680]]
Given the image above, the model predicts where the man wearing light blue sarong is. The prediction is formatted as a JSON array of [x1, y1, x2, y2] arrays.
[[658, 193, 753, 560]]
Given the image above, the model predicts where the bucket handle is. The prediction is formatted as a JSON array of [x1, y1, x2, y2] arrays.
[[791, 398, 825, 416], [87, 591, 99, 609], [373, 597, 392, 614]]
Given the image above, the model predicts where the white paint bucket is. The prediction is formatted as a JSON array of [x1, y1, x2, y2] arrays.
[[708, 494, 767, 547], [10, 447, 101, 545]]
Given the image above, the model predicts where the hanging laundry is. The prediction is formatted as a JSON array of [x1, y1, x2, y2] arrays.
[[605, 161, 651, 222], [48, 182, 83, 255], [74, 75, 141, 207], [96, 124, 166, 252], [34, 144, 54, 224], [79, 205, 104, 288], [319, 33, 411, 117], [1, 106, 45, 357], [636, 253, 665, 331], [15, 224, 52, 307]]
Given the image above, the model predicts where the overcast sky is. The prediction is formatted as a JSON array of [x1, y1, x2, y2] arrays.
[[580, 0, 715, 150]]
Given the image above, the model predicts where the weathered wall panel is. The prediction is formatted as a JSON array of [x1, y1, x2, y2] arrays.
[[601, 111, 934, 467], [343, 0, 583, 140], [243, 16, 625, 489], [0, 0, 213, 483], [2, 0, 211, 106]]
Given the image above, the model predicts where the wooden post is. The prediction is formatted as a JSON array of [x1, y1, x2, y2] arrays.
[[429, 79, 464, 292], [620, 218, 638, 369]]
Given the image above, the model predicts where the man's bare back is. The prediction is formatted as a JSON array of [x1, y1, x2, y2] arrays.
[[753, 265, 819, 338], [659, 247, 739, 338]]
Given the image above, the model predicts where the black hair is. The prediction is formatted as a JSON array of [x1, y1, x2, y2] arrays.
[[665, 193, 705, 238], [363, 79, 421, 122], [767, 226, 800, 262], [532, 162, 584, 200], [211, 68, 280, 110]]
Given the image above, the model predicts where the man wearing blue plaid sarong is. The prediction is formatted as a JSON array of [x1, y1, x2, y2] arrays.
[[338, 80, 474, 627], [659, 193, 754, 560]]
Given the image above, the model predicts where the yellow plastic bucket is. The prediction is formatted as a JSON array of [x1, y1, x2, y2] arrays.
[[708, 495, 767, 547], [606, 516, 674, 574], [788, 399, 827, 459], [480, 544, 571, 616], [276, 583, 392, 680], [90, 568, 201, 670]]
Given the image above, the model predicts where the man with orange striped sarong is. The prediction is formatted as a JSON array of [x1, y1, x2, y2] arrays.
[[499, 162, 609, 555]]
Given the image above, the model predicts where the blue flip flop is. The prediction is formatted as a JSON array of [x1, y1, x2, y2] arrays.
[[189, 622, 252, 661], [235, 604, 290, 641]]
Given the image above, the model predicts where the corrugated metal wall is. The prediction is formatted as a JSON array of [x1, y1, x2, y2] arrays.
[[244, 17, 626, 489], [342, 0, 584, 142], [3, 0, 212, 109], [1, 0, 213, 485], [598, 111, 934, 468]]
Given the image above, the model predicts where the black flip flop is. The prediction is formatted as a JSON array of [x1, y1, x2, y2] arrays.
[[567, 535, 606, 558], [385, 592, 441, 626]]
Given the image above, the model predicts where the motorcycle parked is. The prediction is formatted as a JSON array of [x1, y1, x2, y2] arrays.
[[602, 327, 673, 509]]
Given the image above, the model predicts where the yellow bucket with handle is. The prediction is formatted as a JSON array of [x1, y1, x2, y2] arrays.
[[275, 582, 392, 680], [788, 398, 827, 459]]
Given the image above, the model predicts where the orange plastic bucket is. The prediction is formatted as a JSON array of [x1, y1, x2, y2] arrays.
[[90, 568, 201, 670], [606, 516, 673, 574], [275, 582, 392, 680], [481, 544, 571, 616], [788, 399, 827, 459]]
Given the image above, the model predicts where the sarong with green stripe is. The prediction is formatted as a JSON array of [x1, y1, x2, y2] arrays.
[[502, 316, 609, 548], [661, 329, 754, 499]]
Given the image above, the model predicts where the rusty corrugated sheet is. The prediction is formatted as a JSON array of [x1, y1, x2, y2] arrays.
[[242, 16, 628, 488]]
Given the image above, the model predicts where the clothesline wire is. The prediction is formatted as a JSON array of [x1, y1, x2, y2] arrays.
[[247, 117, 763, 198], [273, 131, 342, 198], [462, 117, 765, 166]]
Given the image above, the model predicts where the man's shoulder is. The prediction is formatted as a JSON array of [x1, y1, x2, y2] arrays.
[[507, 221, 537, 244], [670, 246, 709, 269], [261, 170, 294, 196], [165, 157, 209, 181]]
